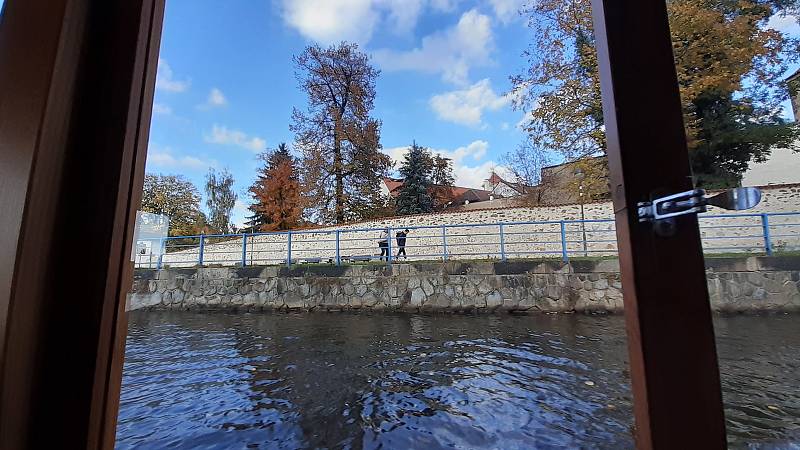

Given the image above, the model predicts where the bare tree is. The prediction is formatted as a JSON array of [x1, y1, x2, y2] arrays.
[[292, 42, 391, 224], [429, 154, 455, 210], [502, 139, 553, 205], [205, 168, 237, 234]]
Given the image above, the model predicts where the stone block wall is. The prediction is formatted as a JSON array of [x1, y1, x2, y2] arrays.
[[130, 256, 800, 314], [150, 184, 800, 268]]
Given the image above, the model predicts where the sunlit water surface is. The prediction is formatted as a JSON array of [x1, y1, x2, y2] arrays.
[[116, 312, 800, 449]]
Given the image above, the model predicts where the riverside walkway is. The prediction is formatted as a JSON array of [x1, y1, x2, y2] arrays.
[[134, 212, 800, 269]]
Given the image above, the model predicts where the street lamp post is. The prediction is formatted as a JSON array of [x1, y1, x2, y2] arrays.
[[579, 184, 587, 256], [575, 168, 588, 257]]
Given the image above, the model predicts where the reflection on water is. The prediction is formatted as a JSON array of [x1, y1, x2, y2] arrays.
[[116, 312, 800, 449]]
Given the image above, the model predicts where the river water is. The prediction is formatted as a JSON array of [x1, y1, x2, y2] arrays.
[[115, 312, 800, 449]]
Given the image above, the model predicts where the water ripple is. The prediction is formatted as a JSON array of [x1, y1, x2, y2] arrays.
[[116, 312, 800, 449]]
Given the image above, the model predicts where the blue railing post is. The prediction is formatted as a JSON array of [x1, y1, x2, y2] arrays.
[[286, 231, 292, 267], [335, 230, 341, 266], [560, 221, 568, 262], [441, 225, 448, 261], [761, 213, 773, 256], [499, 223, 507, 262], [387, 226, 393, 265], [198, 234, 205, 266], [241, 233, 248, 267]]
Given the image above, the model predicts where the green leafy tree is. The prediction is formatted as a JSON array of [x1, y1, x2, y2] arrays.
[[511, 0, 799, 189], [140, 174, 205, 236], [205, 168, 237, 234], [292, 42, 392, 224], [396, 143, 434, 215]]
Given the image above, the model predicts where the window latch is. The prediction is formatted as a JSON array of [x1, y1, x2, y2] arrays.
[[638, 187, 762, 223]]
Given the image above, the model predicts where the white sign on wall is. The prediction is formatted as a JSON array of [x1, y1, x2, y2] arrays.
[[131, 211, 169, 263]]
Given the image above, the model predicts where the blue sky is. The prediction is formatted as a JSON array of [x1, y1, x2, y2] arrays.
[[148, 0, 535, 227], [2, 0, 790, 226]]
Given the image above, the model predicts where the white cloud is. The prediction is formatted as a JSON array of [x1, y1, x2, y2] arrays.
[[198, 88, 228, 110], [448, 140, 489, 162], [430, 78, 510, 126], [767, 12, 800, 36], [372, 9, 494, 85], [488, 0, 525, 24], [155, 59, 190, 93], [280, 0, 462, 43], [208, 88, 227, 107], [281, 0, 380, 44], [152, 103, 172, 115], [454, 160, 499, 188], [147, 146, 213, 171], [204, 125, 266, 153], [383, 140, 493, 187], [381, 0, 425, 34], [231, 199, 250, 229]]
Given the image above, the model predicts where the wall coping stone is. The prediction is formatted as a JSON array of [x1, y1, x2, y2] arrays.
[[137, 255, 798, 280]]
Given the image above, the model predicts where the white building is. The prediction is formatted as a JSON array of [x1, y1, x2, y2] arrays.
[[482, 172, 528, 198]]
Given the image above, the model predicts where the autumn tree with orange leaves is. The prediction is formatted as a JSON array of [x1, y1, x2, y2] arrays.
[[247, 143, 302, 231]]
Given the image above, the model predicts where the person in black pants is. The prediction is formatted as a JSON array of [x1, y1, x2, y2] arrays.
[[396, 229, 409, 259], [378, 228, 390, 261]]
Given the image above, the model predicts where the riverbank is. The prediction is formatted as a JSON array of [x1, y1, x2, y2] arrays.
[[129, 255, 800, 313]]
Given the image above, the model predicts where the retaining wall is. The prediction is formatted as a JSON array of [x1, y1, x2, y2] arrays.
[[130, 256, 800, 314]]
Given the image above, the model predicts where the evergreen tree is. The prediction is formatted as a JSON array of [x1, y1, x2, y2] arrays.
[[396, 143, 434, 215], [248, 143, 302, 231], [690, 90, 797, 187], [247, 143, 292, 229]]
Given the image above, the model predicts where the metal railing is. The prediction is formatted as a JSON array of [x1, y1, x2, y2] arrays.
[[133, 212, 800, 269]]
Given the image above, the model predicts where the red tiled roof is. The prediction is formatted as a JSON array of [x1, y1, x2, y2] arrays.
[[488, 172, 504, 184], [486, 171, 528, 195], [449, 186, 472, 197], [383, 177, 492, 201], [383, 177, 404, 194]]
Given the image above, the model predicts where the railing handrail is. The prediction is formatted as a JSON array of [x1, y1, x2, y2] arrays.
[[133, 211, 800, 268], [145, 211, 800, 242]]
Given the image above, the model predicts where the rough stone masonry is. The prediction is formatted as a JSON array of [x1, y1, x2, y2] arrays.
[[129, 256, 800, 314]]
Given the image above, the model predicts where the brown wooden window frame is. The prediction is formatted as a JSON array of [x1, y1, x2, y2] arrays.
[[0, 0, 726, 448]]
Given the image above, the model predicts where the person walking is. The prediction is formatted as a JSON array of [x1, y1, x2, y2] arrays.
[[396, 229, 409, 259], [378, 228, 389, 261]]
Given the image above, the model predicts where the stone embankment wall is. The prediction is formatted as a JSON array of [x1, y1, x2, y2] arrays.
[[130, 256, 800, 314], [150, 184, 800, 268]]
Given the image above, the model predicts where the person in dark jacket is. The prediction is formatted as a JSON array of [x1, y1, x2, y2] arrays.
[[396, 229, 409, 258]]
